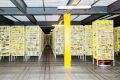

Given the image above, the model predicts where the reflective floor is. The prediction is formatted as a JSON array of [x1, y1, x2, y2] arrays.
[[0, 46, 120, 80]]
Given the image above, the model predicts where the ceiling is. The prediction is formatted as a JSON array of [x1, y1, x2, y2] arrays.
[[0, 0, 120, 34]]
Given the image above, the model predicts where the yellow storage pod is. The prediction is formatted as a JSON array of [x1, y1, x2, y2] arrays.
[[92, 20, 114, 66], [25, 26, 44, 56], [84, 25, 93, 56], [10, 26, 25, 56], [114, 27, 120, 55], [52, 25, 64, 56], [0, 26, 10, 56], [71, 25, 84, 56], [39, 28, 45, 56]]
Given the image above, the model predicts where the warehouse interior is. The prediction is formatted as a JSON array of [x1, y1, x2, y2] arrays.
[[0, 0, 120, 80]]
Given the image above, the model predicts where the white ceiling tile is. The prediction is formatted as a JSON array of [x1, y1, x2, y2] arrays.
[[0, 0, 16, 7], [71, 15, 78, 21], [34, 15, 45, 21], [46, 15, 60, 21], [14, 16, 30, 21], [77, 0, 94, 6], [4, 16, 18, 22], [73, 15, 90, 21], [93, 0, 117, 6], [44, 0, 69, 7], [24, 0, 43, 7]]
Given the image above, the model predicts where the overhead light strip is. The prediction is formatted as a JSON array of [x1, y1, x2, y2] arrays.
[[58, 5, 91, 9]]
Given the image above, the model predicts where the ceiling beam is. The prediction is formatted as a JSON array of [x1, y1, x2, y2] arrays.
[[0, 15, 14, 25], [108, 0, 120, 13], [10, 0, 37, 24], [0, 6, 108, 15]]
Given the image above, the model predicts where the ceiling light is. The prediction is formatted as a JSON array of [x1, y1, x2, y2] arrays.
[[58, 5, 91, 9]]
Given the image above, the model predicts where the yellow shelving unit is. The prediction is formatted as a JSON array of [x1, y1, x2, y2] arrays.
[[39, 28, 45, 57], [71, 25, 84, 56], [25, 26, 40, 56], [114, 27, 120, 56], [52, 26, 64, 57], [92, 20, 114, 66], [84, 25, 93, 61], [0, 26, 10, 57], [10, 26, 25, 56]]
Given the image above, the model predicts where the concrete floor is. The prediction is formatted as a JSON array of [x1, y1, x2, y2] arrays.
[[0, 46, 120, 80]]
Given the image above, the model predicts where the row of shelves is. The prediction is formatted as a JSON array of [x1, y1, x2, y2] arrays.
[[52, 25, 93, 56], [52, 20, 115, 64], [0, 26, 45, 56], [93, 20, 114, 61]]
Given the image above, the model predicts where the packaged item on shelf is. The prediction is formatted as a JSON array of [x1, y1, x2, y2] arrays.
[[10, 26, 24, 56], [92, 20, 114, 63], [0, 26, 10, 56]]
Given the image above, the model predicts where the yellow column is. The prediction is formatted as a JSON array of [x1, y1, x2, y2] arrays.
[[64, 14, 71, 68]]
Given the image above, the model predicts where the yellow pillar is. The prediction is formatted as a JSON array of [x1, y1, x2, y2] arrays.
[[64, 14, 71, 68]]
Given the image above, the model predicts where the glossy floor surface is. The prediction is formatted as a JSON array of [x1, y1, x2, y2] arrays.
[[0, 46, 120, 80]]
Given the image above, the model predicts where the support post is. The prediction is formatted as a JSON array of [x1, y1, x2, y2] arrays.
[[64, 14, 71, 68]]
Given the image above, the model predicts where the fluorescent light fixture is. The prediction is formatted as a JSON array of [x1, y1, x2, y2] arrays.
[[52, 25, 64, 26], [58, 5, 91, 9]]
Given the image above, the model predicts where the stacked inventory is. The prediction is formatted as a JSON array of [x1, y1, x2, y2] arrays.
[[52, 26, 64, 56], [71, 25, 85, 56], [84, 25, 93, 56], [0, 26, 10, 56], [93, 20, 114, 66], [114, 27, 120, 55], [39, 28, 45, 55], [25, 26, 43, 56], [10, 26, 24, 56]]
